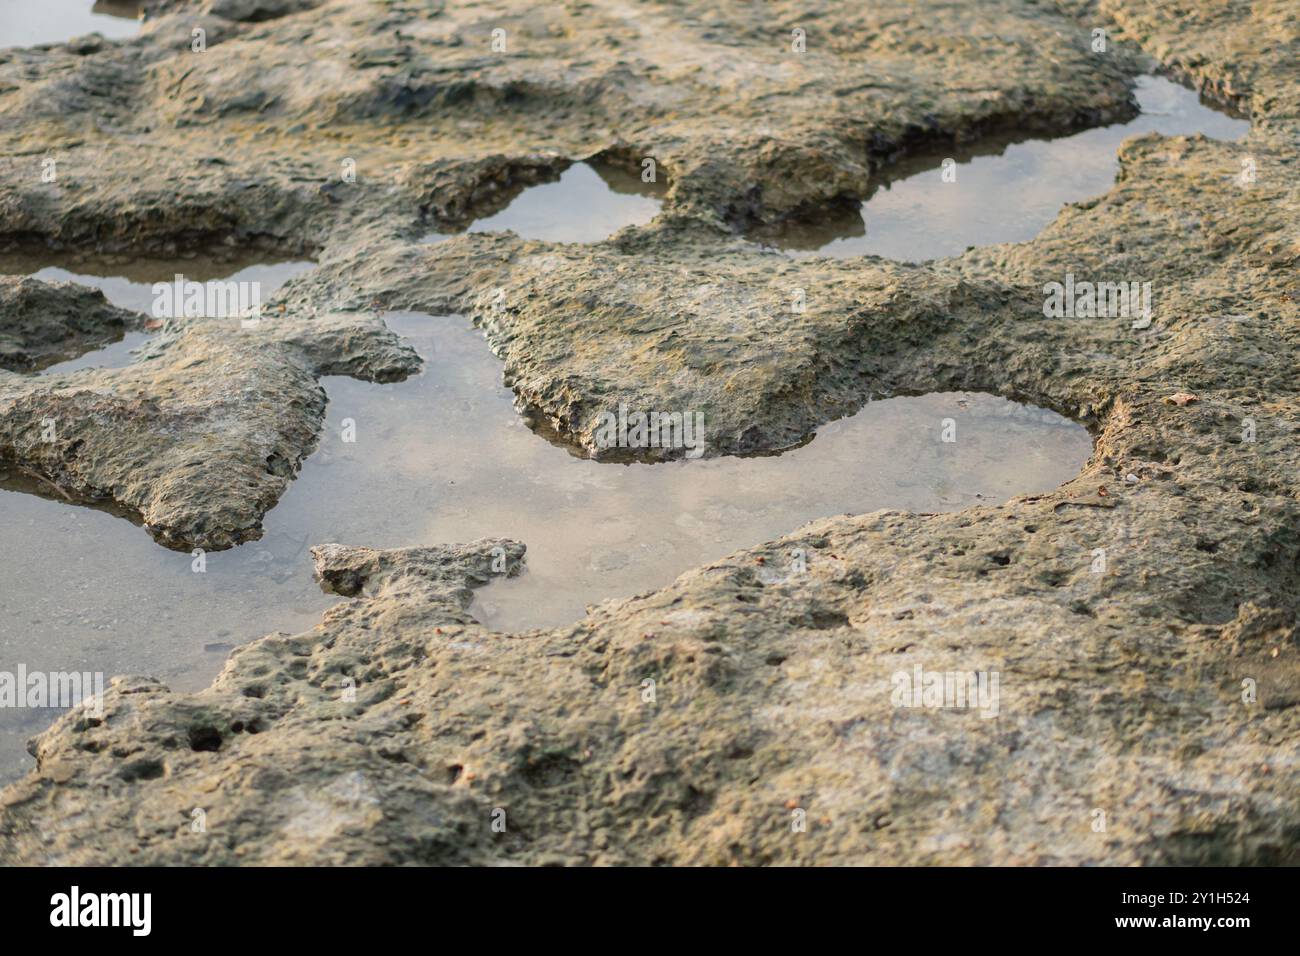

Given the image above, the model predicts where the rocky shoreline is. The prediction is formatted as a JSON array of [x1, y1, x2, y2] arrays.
[[0, 0, 1297, 864]]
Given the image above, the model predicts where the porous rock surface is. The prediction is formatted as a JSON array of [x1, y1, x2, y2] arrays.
[[0, 0, 1298, 864]]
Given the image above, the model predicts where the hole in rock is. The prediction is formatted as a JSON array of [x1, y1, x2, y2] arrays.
[[421, 160, 666, 244], [1, 1, 142, 48], [753, 76, 1249, 262], [0, 311, 1093, 783], [188, 726, 223, 752]]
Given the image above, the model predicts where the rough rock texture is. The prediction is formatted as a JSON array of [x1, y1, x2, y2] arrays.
[[0, 0, 1145, 257], [1, 0, 1298, 864]]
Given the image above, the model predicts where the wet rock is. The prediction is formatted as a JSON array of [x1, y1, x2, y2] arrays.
[[0, 293, 421, 551], [0, 275, 141, 371], [206, 0, 323, 23], [66, 36, 106, 57], [311, 540, 526, 603]]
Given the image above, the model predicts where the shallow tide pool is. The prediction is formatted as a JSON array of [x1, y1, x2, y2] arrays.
[[421, 160, 668, 244], [741, 76, 1245, 262], [0, 1, 141, 48], [16, 256, 317, 372], [3, 65, 1210, 778], [0, 305, 1092, 781], [417, 77, 1246, 259]]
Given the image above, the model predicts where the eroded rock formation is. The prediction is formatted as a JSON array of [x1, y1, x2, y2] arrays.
[[0, 0, 1296, 864]]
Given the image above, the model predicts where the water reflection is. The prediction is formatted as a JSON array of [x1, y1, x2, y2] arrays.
[[754, 76, 1250, 262], [421, 160, 667, 244], [1, 0, 141, 48]]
